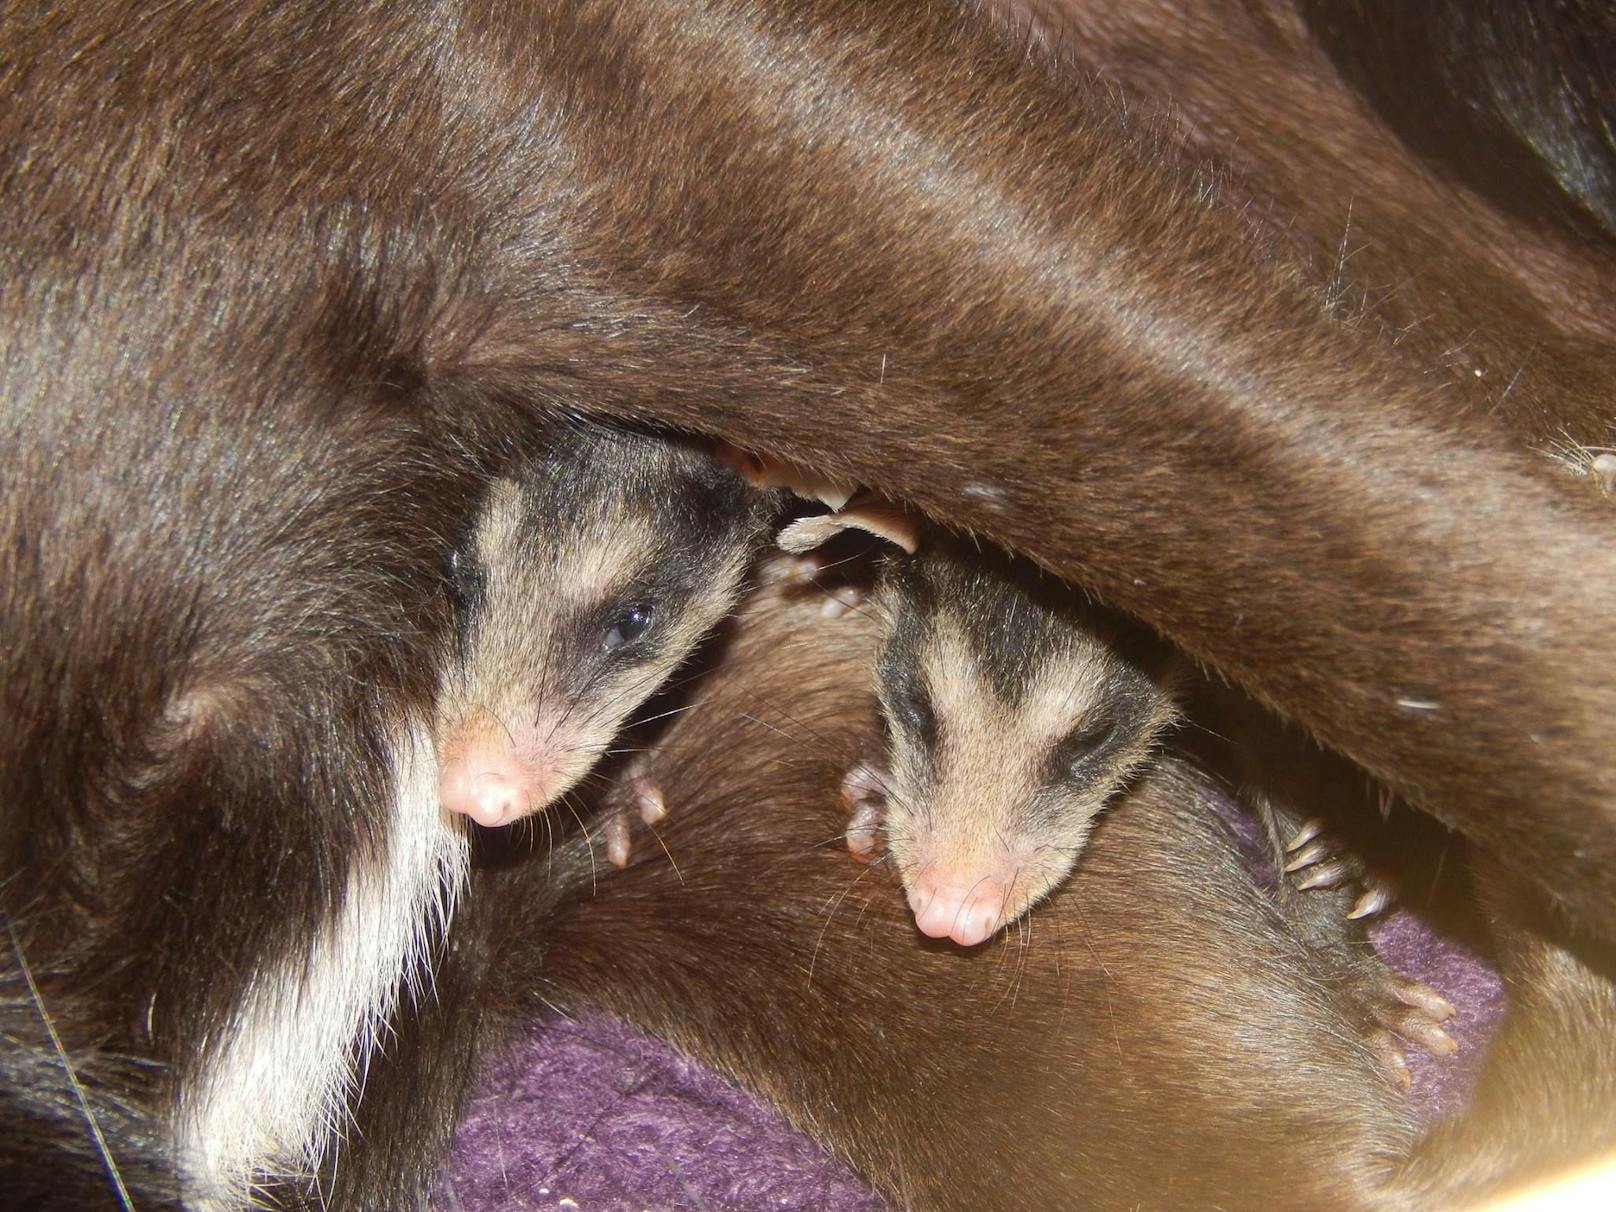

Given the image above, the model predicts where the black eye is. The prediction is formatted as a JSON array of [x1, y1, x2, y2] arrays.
[[1055, 717, 1119, 781], [603, 604, 653, 652]]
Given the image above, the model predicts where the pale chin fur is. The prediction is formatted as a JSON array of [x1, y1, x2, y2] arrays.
[[176, 722, 470, 1209]]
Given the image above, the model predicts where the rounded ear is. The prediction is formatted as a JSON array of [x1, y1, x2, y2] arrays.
[[713, 441, 857, 509], [778, 491, 921, 555]]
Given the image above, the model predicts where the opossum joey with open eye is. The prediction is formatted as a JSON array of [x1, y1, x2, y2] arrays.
[[435, 421, 777, 830], [841, 543, 1181, 948]]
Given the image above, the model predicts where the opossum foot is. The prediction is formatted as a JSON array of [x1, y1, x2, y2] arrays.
[[1346, 881, 1396, 920], [632, 778, 668, 824], [604, 810, 634, 869], [1282, 824, 1397, 918], [1282, 816, 1325, 851], [820, 585, 866, 618], [841, 763, 889, 859], [1365, 1029, 1414, 1088], [757, 551, 867, 616], [603, 775, 669, 869], [1351, 967, 1458, 1085], [715, 442, 857, 509], [760, 552, 827, 586]]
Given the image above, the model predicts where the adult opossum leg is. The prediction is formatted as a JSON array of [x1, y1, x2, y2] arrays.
[[499, 0, 1616, 938]]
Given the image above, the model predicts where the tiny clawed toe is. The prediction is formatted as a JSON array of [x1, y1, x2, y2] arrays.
[[1284, 818, 1326, 852]]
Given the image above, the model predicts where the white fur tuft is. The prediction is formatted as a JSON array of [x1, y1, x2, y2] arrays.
[[177, 723, 469, 1209]]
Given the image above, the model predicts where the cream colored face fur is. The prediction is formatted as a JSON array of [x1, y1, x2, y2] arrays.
[[435, 442, 766, 825], [874, 572, 1178, 940]]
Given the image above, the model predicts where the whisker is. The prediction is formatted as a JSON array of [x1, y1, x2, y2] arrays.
[[625, 700, 702, 730], [5, 917, 135, 1212], [641, 820, 685, 886], [555, 791, 599, 894], [809, 860, 886, 986]]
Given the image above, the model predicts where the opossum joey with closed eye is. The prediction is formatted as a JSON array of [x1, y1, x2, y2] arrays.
[[843, 544, 1181, 948], [434, 421, 777, 829]]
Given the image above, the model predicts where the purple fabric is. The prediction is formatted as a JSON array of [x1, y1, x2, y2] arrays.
[[440, 1013, 887, 1211], [442, 802, 1507, 1210]]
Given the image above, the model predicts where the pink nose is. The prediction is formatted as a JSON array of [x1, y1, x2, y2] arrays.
[[438, 749, 542, 827], [908, 876, 1011, 948]]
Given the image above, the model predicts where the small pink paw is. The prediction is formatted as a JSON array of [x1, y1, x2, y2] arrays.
[[603, 773, 671, 869], [840, 763, 889, 859]]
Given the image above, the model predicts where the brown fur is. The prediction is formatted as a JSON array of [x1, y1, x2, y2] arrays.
[[454, 0, 1616, 937], [2, 0, 1614, 1205], [399, 574, 1607, 1212]]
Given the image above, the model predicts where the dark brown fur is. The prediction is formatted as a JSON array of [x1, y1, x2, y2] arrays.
[[2, 0, 1614, 1206], [1298, 0, 1616, 239]]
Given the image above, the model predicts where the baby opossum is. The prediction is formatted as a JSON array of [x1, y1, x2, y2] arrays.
[[859, 548, 1178, 947], [776, 502, 1180, 948], [434, 422, 776, 829], [778, 499, 1457, 1085]]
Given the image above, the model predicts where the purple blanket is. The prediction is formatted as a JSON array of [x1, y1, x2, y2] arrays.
[[443, 1014, 887, 1211], [442, 874, 1504, 1210]]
